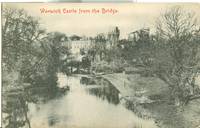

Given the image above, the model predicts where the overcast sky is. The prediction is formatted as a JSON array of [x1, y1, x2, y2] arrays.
[[4, 3, 200, 38]]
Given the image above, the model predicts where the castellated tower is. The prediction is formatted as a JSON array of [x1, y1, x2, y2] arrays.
[[107, 26, 120, 48]]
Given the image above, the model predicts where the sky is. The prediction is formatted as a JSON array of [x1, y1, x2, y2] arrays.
[[3, 3, 200, 39]]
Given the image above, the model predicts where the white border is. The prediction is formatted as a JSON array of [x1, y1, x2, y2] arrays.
[[0, 0, 200, 2]]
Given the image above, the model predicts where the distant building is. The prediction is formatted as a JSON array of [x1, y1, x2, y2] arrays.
[[63, 35, 94, 56], [128, 28, 150, 42], [63, 27, 121, 57], [71, 40, 94, 54]]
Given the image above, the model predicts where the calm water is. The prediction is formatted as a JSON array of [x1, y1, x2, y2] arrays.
[[3, 73, 157, 128]]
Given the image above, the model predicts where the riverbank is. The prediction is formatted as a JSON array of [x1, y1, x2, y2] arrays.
[[102, 73, 169, 103], [102, 73, 200, 128]]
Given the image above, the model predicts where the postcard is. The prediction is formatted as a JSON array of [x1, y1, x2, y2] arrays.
[[1, 3, 200, 128]]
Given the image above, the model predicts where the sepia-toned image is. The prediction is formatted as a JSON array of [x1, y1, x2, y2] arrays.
[[1, 3, 200, 128]]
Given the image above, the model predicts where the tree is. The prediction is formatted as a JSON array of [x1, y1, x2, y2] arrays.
[[154, 6, 200, 106], [94, 33, 107, 61], [2, 7, 46, 87], [2, 7, 45, 72], [2, 6, 70, 97], [46, 32, 71, 74]]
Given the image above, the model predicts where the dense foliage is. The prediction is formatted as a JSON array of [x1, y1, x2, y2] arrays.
[[121, 7, 200, 106], [2, 7, 69, 91]]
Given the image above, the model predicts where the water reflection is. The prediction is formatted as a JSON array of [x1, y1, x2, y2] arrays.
[[81, 76, 120, 104], [3, 73, 157, 128], [2, 84, 62, 128]]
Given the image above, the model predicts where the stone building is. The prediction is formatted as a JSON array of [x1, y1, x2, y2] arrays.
[[106, 26, 120, 49], [63, 35, 94, 55], [128, 28, 150, 42]]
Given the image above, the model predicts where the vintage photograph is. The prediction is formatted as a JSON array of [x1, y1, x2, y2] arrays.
[[1, 3, 200, 128]]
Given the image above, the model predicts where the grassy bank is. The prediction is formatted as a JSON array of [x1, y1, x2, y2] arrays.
[[103, 73, 200, 128]]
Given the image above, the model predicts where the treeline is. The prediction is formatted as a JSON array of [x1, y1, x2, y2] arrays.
[[121, 7, 200, 106], [2, 7, 70, 94]]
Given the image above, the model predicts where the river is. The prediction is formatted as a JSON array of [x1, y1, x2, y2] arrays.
[[3, 73, 157, 128]]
